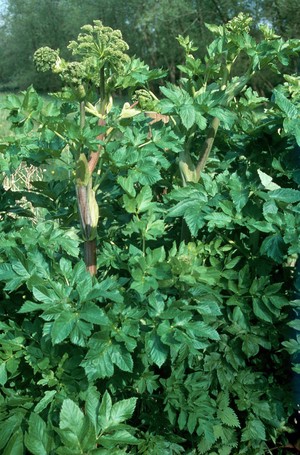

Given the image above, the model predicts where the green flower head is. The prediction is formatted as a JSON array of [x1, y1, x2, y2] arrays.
[[33, 47, 61, 73], [60, 61, 86, 86], [67, 20, 130, 81]]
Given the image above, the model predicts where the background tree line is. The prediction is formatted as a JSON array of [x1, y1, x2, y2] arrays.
[[0, 0, 299, 93]]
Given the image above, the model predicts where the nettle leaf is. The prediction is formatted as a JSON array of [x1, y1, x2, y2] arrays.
[[217, 407, 240, 428], [242, 418, 266, 441]]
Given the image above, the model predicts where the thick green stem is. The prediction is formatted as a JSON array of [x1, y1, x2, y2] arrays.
[[80, 101, 85, 130], [195, 116, 220, 179], [77, 100, 98, 276]]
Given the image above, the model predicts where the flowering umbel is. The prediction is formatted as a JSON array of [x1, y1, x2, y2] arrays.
[[33, 20, 130, 96]]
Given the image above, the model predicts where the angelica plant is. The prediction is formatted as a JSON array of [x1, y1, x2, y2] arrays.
[[33, 21, 132, 275]]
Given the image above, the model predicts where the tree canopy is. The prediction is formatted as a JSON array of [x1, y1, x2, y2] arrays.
[[0, 0, 299, 91]]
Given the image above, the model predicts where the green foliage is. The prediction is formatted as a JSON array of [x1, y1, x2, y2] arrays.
[[1, 15, 300, 455]]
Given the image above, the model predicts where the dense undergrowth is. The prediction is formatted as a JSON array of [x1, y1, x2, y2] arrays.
[[0, 14, 300, 454]]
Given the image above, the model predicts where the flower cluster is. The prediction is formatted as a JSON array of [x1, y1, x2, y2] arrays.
[[33, 46, 60, 73], [60, 61, 86, 87], [68, 20, 130, 78], [226, 13, 253, 34]]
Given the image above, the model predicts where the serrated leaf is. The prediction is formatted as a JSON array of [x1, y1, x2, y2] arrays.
[[60, 399, 84, 432], [85, 280, 123, 304], [288, 319, 300, 331], [187, 412, 198, 434], [117, 175, 136, 197], [110, 397, 137, 425], [209, 107, 236, 129], [184, 208, 205, 236], [193, 321, 220, 340], [242, 418, 266, 441], [51, 312, 77, 345], [269, 188, 300, 203], [34, 390, 56, 413], [32, 286, 59, 304], [0, 415, 22, 450], [253, 298, 273, 323], [99, 430, 138, 446], [25, 413, 50, 455], [18, 300, 46, 313], [79, 302, 110, 325], [195, 111, 207, 130], [136, 185, 153, 213], [260, 234, 285, 263], [110, 347, 133, 373], [85, 386, 101, 431], [146, 331, 169, 367], [98, 391, 113, 431], [81, 345, 115, 380], [0, 363, 7, 386], [274, 89, 298, 119], [179, 104, 195, 129], [3, 429, 23, 455], [218, 407, 240, 427]]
